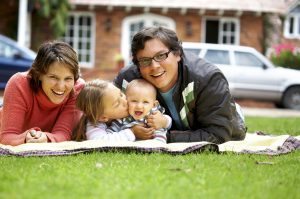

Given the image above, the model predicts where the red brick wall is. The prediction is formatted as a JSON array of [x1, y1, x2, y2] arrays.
[[240, 14, 264, 52], [281, 38, 300, 47]]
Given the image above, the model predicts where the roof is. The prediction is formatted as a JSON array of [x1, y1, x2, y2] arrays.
[[69, 0, 287, 14]]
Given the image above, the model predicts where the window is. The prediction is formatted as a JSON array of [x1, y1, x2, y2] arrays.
[[184, 49, 201, 57], [121, 13, 175, 65], [62, 12, 95, 68], [203, 18, 240, 45], [204, 50, 230, 65], [234, 51, 264, 68], [0, 41, 16, 58], [284, 5, 300, 38]]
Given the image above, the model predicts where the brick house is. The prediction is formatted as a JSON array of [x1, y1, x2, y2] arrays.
[[0, 0, 298, 79]]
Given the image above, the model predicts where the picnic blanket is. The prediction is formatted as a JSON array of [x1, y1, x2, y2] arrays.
[[0, 132, 299, 157]]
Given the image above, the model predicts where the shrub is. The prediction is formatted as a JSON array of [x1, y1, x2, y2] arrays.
[[270, 43, 300, 70]]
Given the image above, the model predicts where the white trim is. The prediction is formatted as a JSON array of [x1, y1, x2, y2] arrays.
[[64, 11, 96, 68], [121, 13, 176, 65], [17, 0, 28, 47]]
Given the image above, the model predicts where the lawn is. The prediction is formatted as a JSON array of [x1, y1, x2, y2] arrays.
[[0, 117, 299, 199]]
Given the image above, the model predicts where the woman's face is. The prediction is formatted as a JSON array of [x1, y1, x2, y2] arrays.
[[39, 62, 75, 104]]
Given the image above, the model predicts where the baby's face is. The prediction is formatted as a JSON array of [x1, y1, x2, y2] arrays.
[[126, 86, 157, 120]]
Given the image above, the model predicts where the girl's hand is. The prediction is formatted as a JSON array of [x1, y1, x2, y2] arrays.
[[146, 111, 167, 129], [131, 124, 154, 140], [26, 130, 48, 143]]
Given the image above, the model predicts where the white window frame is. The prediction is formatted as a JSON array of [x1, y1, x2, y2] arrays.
[[202, 17, 240, 45], [63, 12, 95, 68], [284, 11, 300, 39], [121, 13, 176, 65]]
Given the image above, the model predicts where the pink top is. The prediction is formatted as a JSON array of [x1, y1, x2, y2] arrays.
[[0, 72, 84, 146]]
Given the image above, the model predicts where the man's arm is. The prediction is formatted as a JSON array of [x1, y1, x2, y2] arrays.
[[168, 72, 243, 144]]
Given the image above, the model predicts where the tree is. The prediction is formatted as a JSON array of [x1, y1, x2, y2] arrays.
[[32, 0, 70, 37]]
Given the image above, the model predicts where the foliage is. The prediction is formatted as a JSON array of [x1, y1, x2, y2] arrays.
[[32, 0, 70, 37], [0, 117, 299, 199], [270, 43, 300, 70]]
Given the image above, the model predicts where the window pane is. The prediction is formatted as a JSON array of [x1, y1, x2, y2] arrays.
[[87, 17, 91, 26], [223, 23, 227, 31], [231, 36, 235, 44], [79, 17, 83, 26], [222, 36, 227, 43], [289, 17, 294, 34], [0, 41, 16, 58], [234, 51, 264, 67], [231, 22, 235, 32], [184, 49, 201, 56], [130, 22, 144, 42], [69, 16, 74, 25], [204, 50, 230, 65]]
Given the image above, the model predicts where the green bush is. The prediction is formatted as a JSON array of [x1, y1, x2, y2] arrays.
[[270, 43, 300, 70]]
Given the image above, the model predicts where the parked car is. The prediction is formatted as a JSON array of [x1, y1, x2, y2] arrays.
[[0, 34, 36, 89], [182, 42, 300, 110]]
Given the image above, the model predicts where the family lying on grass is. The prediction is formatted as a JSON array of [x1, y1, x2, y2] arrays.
[[0, 26, 246, 146]]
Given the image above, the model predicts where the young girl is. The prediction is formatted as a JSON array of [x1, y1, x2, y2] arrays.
[[72, 79, 135, 141]]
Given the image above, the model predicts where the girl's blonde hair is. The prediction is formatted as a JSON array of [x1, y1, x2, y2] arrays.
[[72, 79, 109, 141]]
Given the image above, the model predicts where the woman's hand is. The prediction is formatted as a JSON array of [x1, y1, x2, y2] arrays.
[[131, 124, 154, 140], [26, 130, 48, 143], [146, 111, 168, 129]]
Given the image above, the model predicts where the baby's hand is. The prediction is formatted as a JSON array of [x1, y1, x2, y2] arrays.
[[146, 111, 168, 129], [131, 124, 154, 140]]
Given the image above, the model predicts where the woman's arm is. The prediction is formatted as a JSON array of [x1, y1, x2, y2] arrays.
[[0, 73, 32, 146]]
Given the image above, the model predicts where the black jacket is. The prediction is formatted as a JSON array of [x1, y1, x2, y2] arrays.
[[114, 52, 246, 144]]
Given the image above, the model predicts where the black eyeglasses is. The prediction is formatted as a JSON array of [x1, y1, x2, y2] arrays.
[[137, 50, 172, 67]]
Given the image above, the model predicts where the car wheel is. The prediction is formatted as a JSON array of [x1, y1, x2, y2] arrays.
[[282, 86, 300, 110]]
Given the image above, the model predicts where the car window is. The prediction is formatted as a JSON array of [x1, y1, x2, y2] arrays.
[[234, 51, 264, 68], [204, 50, 230, 65], [184, 48, 201, 56], [0, 41, 18, 58]]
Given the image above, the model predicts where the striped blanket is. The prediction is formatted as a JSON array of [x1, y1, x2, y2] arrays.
[[0, 132, 299, 157]]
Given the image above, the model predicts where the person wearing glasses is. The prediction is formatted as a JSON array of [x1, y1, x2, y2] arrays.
[[114, 26, 246, 144]]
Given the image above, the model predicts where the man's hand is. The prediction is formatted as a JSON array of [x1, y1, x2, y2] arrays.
[[131, 124, 154, 140]]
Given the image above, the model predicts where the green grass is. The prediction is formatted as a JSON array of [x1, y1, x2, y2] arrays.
[[1, 117, 299, 199]]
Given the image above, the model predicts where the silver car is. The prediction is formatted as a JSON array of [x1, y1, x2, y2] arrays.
[[182, 42, 300, 110]]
